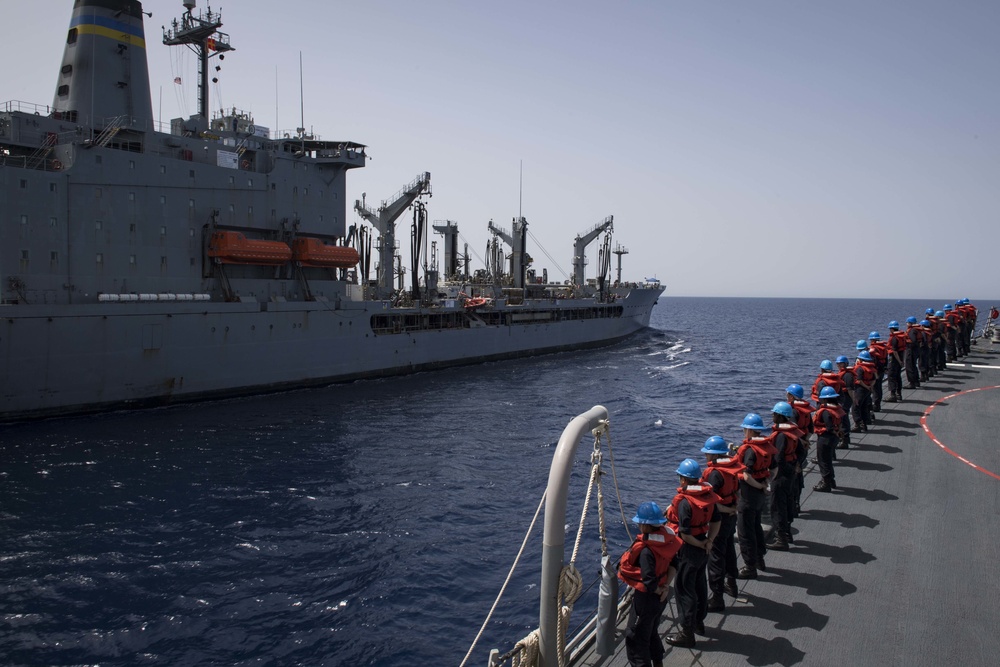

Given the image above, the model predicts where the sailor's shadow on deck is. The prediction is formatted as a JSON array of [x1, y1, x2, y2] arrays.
[[874, 429, 918, 438], [796, 508, 880, 529], [834, 458, 894, 472], [783, 541, 876, 565], [852, 443, 903, 455], [832, 486, 898, 502], [725, 594, 829, 633], [869, 419, 918, 430], [880, 409, 924, 418], [675, 627, 806, 666], [760, 567, 859, 595]]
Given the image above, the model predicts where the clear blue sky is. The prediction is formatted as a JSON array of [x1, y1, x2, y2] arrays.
[[6, 0, 999, 301]]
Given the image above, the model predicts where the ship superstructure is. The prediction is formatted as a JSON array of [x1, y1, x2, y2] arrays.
[[0, 0, 663, 422]]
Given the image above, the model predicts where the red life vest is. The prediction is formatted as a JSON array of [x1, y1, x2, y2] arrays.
[[854, 360, 876, 386], [810, 372, 845, 401], [617, 527, 682, 593], [838, 366, 856, 389], [702, 457, 744, 506], [889, 330, 908, 353], [869, 341, 889, 367], [666, 484, 721, 537], [945, 312, 962, 329], [812, 404, 845, 435], [790, 399, 814, 434], [916, 325, 931, 347], [770, 423, 802, 463], [736, 437, 776, 481]]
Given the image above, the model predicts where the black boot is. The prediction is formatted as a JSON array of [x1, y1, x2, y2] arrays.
[[766, 535, 789, 551], [665, 627, 696, 648], [736, 565, 757, 579], [724, 577, 739, 597], [813, 479, 832, 492], [707, 594, 725, 612]]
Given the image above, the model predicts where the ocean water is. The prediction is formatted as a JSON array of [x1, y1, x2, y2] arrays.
[[0, 297, 955, 666]]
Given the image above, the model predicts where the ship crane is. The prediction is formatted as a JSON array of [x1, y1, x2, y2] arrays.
[[487, 217, 529, 289], [572, 215, 613, 290], [354, 171, 431, 298]]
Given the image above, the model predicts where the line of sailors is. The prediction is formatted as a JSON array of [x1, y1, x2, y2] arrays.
[[617, 300, 981, 666]]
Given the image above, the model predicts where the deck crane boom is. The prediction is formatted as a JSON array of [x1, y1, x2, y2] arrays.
[[572, 215, 613, 289], [354, 171, 431, 297]]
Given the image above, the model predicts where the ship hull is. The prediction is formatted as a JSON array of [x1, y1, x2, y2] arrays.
[[0, 287, 661, 421]]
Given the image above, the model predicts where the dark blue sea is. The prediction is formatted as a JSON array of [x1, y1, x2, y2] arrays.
[[0, 297, 953, 666]]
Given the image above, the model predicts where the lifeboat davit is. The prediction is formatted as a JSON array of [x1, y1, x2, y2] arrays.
[[291, 238, 360, 268], [208, 231, 292, 266]]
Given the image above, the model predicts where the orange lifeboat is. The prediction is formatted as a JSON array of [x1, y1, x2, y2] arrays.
[[208, 231, 292, 266], [291, 238, 360, 268]]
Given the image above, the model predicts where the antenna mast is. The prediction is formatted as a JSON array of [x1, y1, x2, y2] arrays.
[[163, 1, 235, 124]]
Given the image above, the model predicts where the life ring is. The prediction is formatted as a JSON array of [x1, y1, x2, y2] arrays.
[[51, 159, 62, 171], [241, 159, 250, 169]]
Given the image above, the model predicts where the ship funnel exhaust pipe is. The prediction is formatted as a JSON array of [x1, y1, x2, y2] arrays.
[[53, 0, 154, 130]]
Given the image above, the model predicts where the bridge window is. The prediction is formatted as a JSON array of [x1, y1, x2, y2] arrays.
[[67, 28, 78, 45], [57, 85, 69, 97]]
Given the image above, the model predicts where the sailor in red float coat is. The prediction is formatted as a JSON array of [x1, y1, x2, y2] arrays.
[[664, 461, 721, 649], [916, 323, 933, 382], [812, 391, 846, 492], [904, 320, 922, 389], [735, 417, 776, 581], [785, 391, 814, 530], [765, 415, 804, 550], [810, 372, 844, 403], [620, 502, 680, 666], [701, 439, 744, 612], [887, 325, 908, 402], [852, 357, 876, 429], [868, 338, 889, 410]]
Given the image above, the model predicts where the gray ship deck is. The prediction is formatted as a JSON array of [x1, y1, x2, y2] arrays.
[[581, 343, 1000, 667]]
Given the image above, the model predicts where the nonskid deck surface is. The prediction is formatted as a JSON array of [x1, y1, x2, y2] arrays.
[[583, 344, 1000, 667]]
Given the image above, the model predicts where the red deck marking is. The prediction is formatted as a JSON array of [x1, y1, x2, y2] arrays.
[[920, 385, 1000, 481]]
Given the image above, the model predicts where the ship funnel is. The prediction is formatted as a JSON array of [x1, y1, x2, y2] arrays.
[[53, 0, 154, 130]]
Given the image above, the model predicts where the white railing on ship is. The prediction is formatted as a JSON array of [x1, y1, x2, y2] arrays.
[[98, 293, 211, 302]]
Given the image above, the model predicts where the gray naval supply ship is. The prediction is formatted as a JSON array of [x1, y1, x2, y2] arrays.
[[0, 0, 663, 422]]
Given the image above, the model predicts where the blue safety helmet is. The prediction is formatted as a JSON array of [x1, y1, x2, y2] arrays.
[[820, 359, 834, 371], [632, 501, 667, 526], [772, 401, 795, 419], [944, 304, 952, 311], [702, 435, 728, 454], [836, 355, 849, 365], [888, 320, 899, 329], [857, 340, 868, 350], [906, 316, 917, 324], [935, 310, 945, 318], [676, 457, 702, 479], [786, 383, 805, 400], [819, 386, 840, 400], [869, 331, 881, 340], [741, 413, 766, 431], [920, 319, 931, 327], [925, 308, 935, 315], [858, 350, 873, 362]]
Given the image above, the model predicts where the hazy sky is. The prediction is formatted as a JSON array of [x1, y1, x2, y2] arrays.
[[6, 0, 998, 301]]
